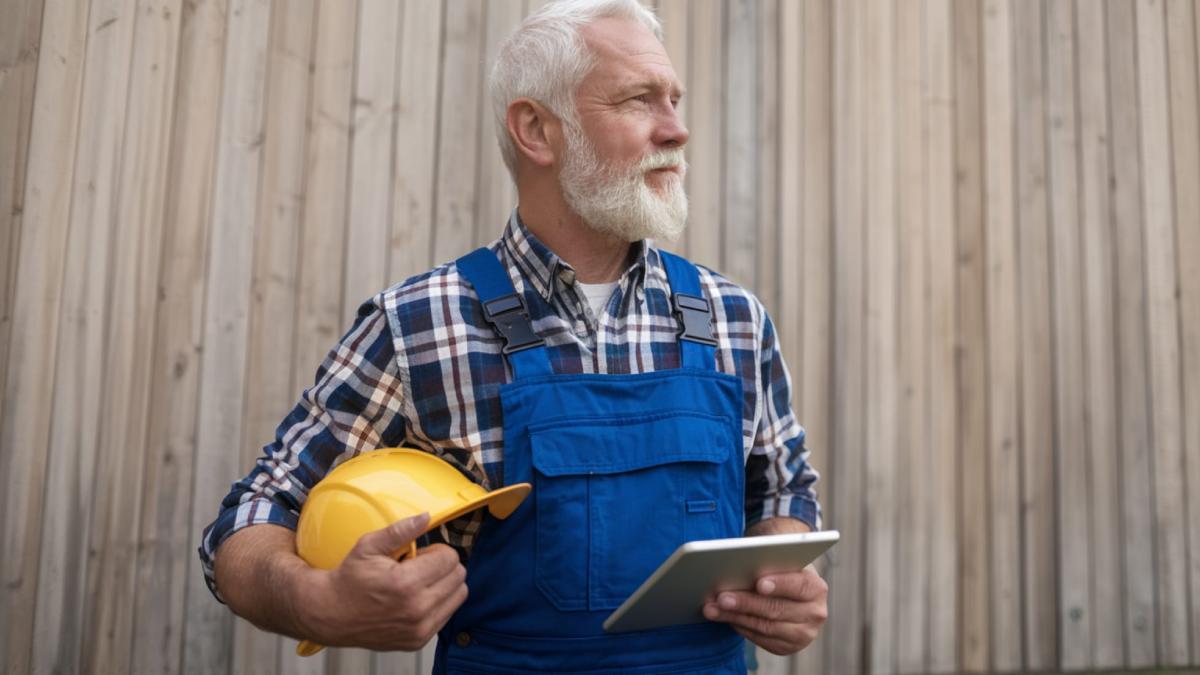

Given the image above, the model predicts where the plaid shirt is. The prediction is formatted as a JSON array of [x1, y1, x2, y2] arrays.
[[199, 212, 821, 601]]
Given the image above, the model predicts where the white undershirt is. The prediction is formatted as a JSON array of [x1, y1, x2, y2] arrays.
[[578, 281, 618, 318]]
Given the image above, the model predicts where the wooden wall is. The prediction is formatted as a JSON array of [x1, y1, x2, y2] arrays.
[[1, 1, 1198, 673]]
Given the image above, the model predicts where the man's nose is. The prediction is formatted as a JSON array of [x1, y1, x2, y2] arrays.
[[654, 105, 689, 148]]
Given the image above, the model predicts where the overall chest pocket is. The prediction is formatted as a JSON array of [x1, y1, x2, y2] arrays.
[[529, 411, 742, 612]]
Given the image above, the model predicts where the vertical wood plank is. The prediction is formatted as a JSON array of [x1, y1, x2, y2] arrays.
[[341, 0, 402, 320], [924, 0, 958, 670], [388, 0, 443, 282], [1105, 0, 1158, 665], [292, 0, 356, 398], [797, 0, 834, 541], [1164, 0, 1200, 661], [721, 0, 757, 288], [981, 0, 1022, 670], [472, 0, 521, 248], [1045, 0, 1092, 669], [775, 0, 801, 403], [829, 1, 865, 672], [11, 1, 124, 667], [953, 0, 989, 670], [682, 0, 721, 268], [79, 0, 184, 672], [182, 0, 274, 672], [430, 0, 486, 266], [754, 0, 778, 316], [894, 1, 930, 672], [232, 0, 315, 672], [1075, 0, 1125, 667], [1135, 0, 1191, 665], [1012, 1, 1058, 669], [0, 0, 46, 402], [863, 0, 897, 671], [131, 1, 229, 672]]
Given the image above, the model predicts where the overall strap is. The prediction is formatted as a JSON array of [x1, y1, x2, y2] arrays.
[[456, 247, 553, 379], [658, 250, 718, 371]]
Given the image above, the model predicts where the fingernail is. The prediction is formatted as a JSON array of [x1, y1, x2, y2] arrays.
[[760, 579, 776, 595], [719, 593, 736, 610], [703, 604, 719, 619]]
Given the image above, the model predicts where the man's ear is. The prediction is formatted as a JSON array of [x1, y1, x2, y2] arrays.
[[506, 98, 558, 168]]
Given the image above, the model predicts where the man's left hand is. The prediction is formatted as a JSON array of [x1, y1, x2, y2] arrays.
[[701, 564, 828, 656]]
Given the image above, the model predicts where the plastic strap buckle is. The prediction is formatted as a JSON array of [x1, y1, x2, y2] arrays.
[[482, 293, 544, 354], [672, 292, 718, 346]]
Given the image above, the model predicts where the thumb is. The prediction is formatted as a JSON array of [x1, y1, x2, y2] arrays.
[[351, 512, 430, 559]]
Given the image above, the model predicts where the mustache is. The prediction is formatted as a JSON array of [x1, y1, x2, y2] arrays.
[[636, 149, 688, 173]]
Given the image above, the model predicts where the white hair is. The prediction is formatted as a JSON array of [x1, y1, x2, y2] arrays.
[[489, 0, 664, 180]]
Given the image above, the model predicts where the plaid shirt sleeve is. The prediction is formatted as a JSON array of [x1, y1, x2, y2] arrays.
[[197, 298, 407, 602], [743, 309, 822, 532]]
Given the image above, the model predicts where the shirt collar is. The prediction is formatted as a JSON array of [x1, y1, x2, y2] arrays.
[[499, 209, 656, 303]]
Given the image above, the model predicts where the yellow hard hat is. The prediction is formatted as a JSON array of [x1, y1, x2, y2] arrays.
[[296, 447, 530, 570], [294, 448, 530, 657]]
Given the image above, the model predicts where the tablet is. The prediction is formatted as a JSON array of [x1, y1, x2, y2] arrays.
[[602, 530, 839, 633]]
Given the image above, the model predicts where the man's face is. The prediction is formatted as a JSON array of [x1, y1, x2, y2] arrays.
[[557, 17, 690, 243]]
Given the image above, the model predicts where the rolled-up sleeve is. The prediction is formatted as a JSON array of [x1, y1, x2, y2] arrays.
[[197, 298, 407, 602], [743, 311, 822, 532]]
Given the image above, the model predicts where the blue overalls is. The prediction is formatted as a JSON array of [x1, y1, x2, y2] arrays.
[[434, 247, 747, 674]]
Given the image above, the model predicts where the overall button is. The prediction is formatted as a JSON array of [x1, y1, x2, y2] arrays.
[[455, 631, 471, 647]]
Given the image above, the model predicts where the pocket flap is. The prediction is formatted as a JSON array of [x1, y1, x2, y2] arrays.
[[530, 411, 731, 476]]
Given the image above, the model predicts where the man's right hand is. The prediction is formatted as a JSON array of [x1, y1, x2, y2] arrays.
[[300, 512, 469, 651]]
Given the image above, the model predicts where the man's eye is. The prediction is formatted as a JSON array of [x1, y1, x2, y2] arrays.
[[631, 94, 650, 104]]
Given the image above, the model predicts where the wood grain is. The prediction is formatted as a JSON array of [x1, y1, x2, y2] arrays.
[[953, 1, 989, 670], [132, 1, 229, 673], [894, 0, 930, 672], [431, 0, 487, 266], [721, 0, 757, 289], [388, 0, 443, 283], [1013, 1, 1058, 669], [1165, 0, 1200, 661], [34, 0, 140, 669], [0, 0, 45, 407], [925, 0, 959, 670], [1045, 0, 1092, 668], [829, 2, 866, 672], [863, 0, 897, 672], [1106, 0, 1158, 665], [292, 0, 356, 402], [1076, 0, 1124, 667], [342, 0, 402, 320], [0, 0, 93, 672], [981, 0, 1022, 670], [682, 0, 722, 267], [1136, 0, 1191, 665], [183, 0, 273, 671]]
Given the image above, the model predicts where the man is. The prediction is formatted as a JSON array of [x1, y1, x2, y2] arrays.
[[200, 1, 826, 671]]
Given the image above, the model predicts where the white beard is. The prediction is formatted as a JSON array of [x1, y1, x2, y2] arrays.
[[558, 122, 689, 243]]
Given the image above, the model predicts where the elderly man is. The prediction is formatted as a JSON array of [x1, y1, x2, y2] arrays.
[[200, 1, 826, 672]]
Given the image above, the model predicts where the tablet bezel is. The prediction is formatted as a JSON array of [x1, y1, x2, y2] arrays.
[[601, 530, 839, 633]]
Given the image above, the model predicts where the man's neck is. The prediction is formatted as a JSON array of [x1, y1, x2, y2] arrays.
[[516, 201, 634, 284]]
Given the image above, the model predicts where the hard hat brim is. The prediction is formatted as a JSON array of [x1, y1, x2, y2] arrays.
[[427, 482, 531, 532]]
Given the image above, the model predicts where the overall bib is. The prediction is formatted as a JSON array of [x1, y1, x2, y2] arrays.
[[434, 248, 747, 674]]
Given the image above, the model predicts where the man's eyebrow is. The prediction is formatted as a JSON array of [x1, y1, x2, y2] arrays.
[[616, 78, 686, 97]]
